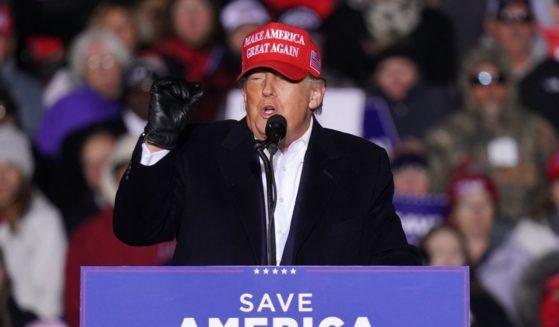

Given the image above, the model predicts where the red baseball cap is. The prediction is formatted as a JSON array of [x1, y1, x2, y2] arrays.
[[0, 4, 13, 38], [237, 22, 322, 81]]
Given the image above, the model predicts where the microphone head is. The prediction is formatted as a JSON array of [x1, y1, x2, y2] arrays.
[[265, 114, 287, 143], [265, 115, 287, 155]]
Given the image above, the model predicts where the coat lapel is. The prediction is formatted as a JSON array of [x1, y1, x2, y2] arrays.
[[281, 120, 342, 264], [216, 118, 266, 264]]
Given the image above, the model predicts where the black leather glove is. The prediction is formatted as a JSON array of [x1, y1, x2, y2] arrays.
[[143, 78, 203, 149]]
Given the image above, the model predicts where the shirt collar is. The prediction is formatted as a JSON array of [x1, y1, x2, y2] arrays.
[[281, 116, 313, 155]]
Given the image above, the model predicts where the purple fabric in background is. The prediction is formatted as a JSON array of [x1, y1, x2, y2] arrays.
[[34, 85, 122, 158]]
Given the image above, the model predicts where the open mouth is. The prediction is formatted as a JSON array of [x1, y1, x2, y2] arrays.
[[261, 105, 277, 117]]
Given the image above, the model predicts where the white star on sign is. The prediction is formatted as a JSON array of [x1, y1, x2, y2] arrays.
[[253, 268, 260, 274], [272, 268, 279, 274], [281, 268, 288, 274], [290, 268, 296, 274], [263, 268, 269, 274]]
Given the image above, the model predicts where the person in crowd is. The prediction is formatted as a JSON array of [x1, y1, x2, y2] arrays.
[[392, 149, 430, 197], [132, 0, 169, 50], [445, 172, 509, 266], [0, 4, 43, 137], [419, 224, 514, 327], [35, 28, 130, 160], [0, 125, 66, 320], [545, 150, 559, 236], [515, 251, 559, 327], [425, 47, 557, 221], [484, 0, 546, 79], [59, 126, 120, 234], [390, 147, 448, 245], [365, 44, 457, 144], [321, 0, 456, 87], [156, 0, 237, 121], [220, 0, 270, 77], [505, 150, 559, 255], [43, 2, 138, 108], [445, 170, 535, 321], [121, 57, 168, 137], [0, 247, 40, 327], [0, 88, 18, 127], [64, 134, 174, 327], [113, 22, 420, 266], [439, 0, 489, 62], [519, 0, 559, 133], [87, 2, 139, 54]]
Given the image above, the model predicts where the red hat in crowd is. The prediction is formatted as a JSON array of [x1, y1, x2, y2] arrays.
[[540, 273, 559, 327], [447, 173, 499, 211], [547, 151, 559, 182], [238, 22, 322, 81], [0, 4, 13, 38]]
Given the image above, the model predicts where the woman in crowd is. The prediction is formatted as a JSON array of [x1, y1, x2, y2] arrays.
[[419, 224, 513, 326], [0, 125, 66, 320]]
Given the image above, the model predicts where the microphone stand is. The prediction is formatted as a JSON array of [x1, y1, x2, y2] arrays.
[[254, 141, 278, 266]]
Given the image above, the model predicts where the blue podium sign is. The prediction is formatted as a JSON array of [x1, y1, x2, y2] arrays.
[[81, 266, 469, 327]]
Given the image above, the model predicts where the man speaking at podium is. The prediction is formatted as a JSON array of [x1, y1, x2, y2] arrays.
[[113, 22, 420, 266]]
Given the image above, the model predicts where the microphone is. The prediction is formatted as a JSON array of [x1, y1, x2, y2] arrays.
[[252, 114, 286, 265], [265, 115, 287, 155]]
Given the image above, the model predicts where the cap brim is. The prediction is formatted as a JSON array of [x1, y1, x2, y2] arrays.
[[237, 59, 309, 81]]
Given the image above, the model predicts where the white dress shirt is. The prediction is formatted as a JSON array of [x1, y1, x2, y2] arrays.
[[140, 120, 313, 264], [261, 121, 312, 264]]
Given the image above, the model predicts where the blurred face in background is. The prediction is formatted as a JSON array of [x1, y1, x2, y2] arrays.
[[94, 6, 138, 52], [0, 162, 23, 211], [134, 0, 168, 46], [81, 132, 116, 193], [393, 166, 429, 196], [374, 56, 418, 102], [423, 227, 467, 266], [469, 63, 508, 118], [491, 3, 535, 56], [451, 189, 495, 240], [172, 0, 214, 48], [228, 24, 260, 55], [84, 41, 123, 100]]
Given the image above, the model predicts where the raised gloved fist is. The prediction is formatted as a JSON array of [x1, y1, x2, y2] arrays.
[[143, 78, 203, 149]]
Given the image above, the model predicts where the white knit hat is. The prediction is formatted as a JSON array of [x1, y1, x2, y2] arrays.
[[220, 0, 270, 33], [0, 125, 34, 178]]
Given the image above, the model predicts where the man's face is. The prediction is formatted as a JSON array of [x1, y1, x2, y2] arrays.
[[469, 63, 508, 117], [375, 56, 418, 102], [492, 3, 535, 55], [242, 69, 325, 148], [84, 41, 122, 100]]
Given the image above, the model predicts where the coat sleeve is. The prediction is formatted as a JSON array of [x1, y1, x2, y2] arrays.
[[365, 149, 422, 266], [113, 137, 184, 246]]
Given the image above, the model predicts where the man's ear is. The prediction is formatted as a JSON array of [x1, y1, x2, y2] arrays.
[[308, 80, 326, 110]]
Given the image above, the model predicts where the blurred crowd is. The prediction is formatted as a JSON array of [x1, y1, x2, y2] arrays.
[[0, 0, 558, 326]]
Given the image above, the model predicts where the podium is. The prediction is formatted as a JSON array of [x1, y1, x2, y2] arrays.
[[81, 266, 469, 327]]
